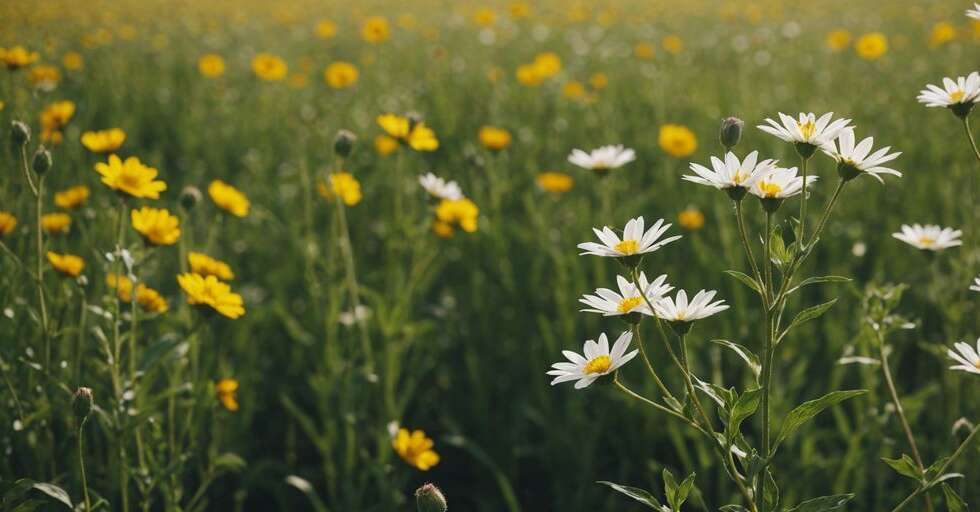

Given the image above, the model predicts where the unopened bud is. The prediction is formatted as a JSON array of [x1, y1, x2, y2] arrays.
[[180, 186, 202, 210], [73, 387, 93, 421], [406, 111, 423, 130], [719, 117, 743, 150], [334, 130, 357, 158], [32, 145, 52, 174], [10, 120, 30, 147], [415, 483, 447, 512]]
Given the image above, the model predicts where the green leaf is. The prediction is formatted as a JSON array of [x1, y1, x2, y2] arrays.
[[786, 494, 855, 512], [29, 482, 72, 509], [728, 388, 762, 439], [774, 390, 867, 450], [779, 299, 838, 342], [881, 454, 922, 481], [787, 276, 851, 295], [942, 484, 967, 512], [725, 270, 763, 294], [598, 481, 666, 510], [711, 339, 762, 380], [719, 506, 751, 512], [764, 470, 779, 511], [675, 473, 696, 510], [213, 452, 247, 473], [662, 469, 678, 509], [139, 336, 186, 372]]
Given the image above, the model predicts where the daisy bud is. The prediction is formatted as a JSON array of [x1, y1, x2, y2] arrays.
[[73, 387, 93, 421], [760, 197, 783, 213], [10, 120, 30, 147], [836, 161, 861, 182], [669, 320, 693, 336], [725, 186, 748, 202], [32, 145, 52, 175], [719, 117, 743, 150], [180, 186, 203, 210], [951, 102, 975, 120], [794, 141, 818, 160], [415, 483, 448, 512], [334, 129, 357, 158]]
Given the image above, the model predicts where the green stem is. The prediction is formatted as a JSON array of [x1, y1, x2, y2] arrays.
[[78, 420, 92, 512], [963, 116, 980, 165], [758, 211, 774, 512], [798, 155, 809, 246], [734, 200, 763, 293], [334, 174, 374, 373], [890, 424, 980, 512], [613, 377, 702, 433]]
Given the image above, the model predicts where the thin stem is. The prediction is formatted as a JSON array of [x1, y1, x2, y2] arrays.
[[613, 378, 702, 433], [757, 211, 774, 512], [334, 177, 374, 372], [734, 200, 763, 292], [890, 424, 980, 512], [678, 333, 715, 432], [808, 179, 846, 252], [630, 323, 675, 402], [798, 155, 809, 246], [963, 116, 980, 165], [78, 420, 92, 512], [34, 173, 50, 370]]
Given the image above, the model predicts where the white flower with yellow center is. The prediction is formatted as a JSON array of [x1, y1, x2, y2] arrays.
[[820, 129, 902, 183], [547, 331, 638, 389], [567, 145, 636, 173], [579, 272, 673, 318], [892, 224, 962, 251], [577, 217, 681, 259], [418, 172, 463, 200], [969, 3, 980, 19], [947, 338, 980, 376], [758, 112, 852, 155], [748, 167, 816, 200], [917, 72, 980, 118], [683, 150, 776, 193], [971, 275, 980, 293], [654, 289, 729, 324]]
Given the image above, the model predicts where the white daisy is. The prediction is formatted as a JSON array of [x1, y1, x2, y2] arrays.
[[567, 145, 636, 173], [748, 166, 818, 200], [757, 112, 853, 153], [947, 338, 980, 376], [892, 224, 962, 251], [967, 4, 980, 20], [916, 72, 980, 113], [578, 216, 681, 259], [654, 289, 730, 323], [547, 331, 639, 389], [971, 275, 980, 293], [418, 172, 463, 200], [579, 272, 673, 318], [821, 129, 902, 183], [683, 150, 777, 193]]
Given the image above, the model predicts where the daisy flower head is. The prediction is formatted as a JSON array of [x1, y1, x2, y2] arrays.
[[757, 112, 852, 158], [749, 166, 818, 212], [683, 150, 777, 201], [892, 224, 962, 252], [418, 172, 463, 200], [654, 289, 729, 334], [947, 338, 980, 375], [567, 145, 636, 175], [969, 3, 980, 19], [579, 272, 673, 322], [547, 331, 638, 389], [577, 216, 681, 267], [821, 129, 902, 183], [916, 72, 980, 118]]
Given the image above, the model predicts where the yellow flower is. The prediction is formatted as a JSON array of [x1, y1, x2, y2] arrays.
[[107, 274, 134, 301], [81, 128, 126, 153], [47, 252, 84, 277], [252, 53, 288, 81], [825, 30, 852, 52], [634, 42, 656, 60], [473, 8, 497, 27], [662, 35, 684, 54], [0, 212, 17, 236], [27, 65, 61, 90], [94, 154, 167, 199], [63, 51, 84, 71], [658, 124, 698, 157], [41, 213, 71, 234], [855, 32, 888, 60], [198, 54, 226, 78], [288, 73, 308, 89], [589, 72, 608, 90], [362, 16, 391, 43], [189, 252, 234, 280], [392, 428, 440, 471], [435, 198, 479, 236], [536, 172, 574, 195], [510, 2, 532, 19], [54, 186, 90, 210], [928, 22, 956, 48], [478, 126, 511, 150], [318, 172, 362, 206], [40, 101, 75, 144], [432, 220, 454, 238], [532, 52, 562, 78], [208, 180, 250, 217], [177, 273, 245, 319], [516, 64, 543, 86], [0, 100, 4, 111], [377, 114, 439, 151], [562, 80, 587, 100], [678, 207, 705, 231], [374, 135, 398, 156], [216, 378, 239, 411], [135, 284, 168, 314], [316, 19, 338, 39], [324, 61, 359, 89], [131, 207, 181, 246], [1, 45, 40, 70]]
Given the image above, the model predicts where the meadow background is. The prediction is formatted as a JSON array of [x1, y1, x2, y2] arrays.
[[1, 0, 979, 510]]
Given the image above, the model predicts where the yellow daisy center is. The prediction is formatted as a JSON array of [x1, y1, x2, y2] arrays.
[[733, 171, 747, 185], [950, 90, 965, 103], [799, 120, 816, 140], [618, 296, 643, 313], [974, 360, 980, 370], [759, 182, 782, 198], [584, 355, 612, 375], [918, 236, 935, 247], [119, 169, 142, 190], [615, 239, 639, 255]]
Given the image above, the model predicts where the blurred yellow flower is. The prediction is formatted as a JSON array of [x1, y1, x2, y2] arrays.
[[659, 124, 698, 157], [41, 213, 71, 234], [562, 81, 587, 100], [324, 61, 359, 89], [377, 114, 439, 151], [208, 180, 250, 217], [288, 73, 308, 89], [318, 172, 363, 206], [198, 54, 226, 78], [662, 35, 684, 54], [95, 154, 167, 199], [316, 19, 338, 39], [825, 30, 852, 52], [634, 42, 656, 60], [252, 53, 288, 81], [516, 64, 543, 86], [47, 251, 84, 277], [106, 274, 167, 313], [374, 135, 398, 156], [189, 252, 235, 280], [473, 8, 496, 27], [0, 100, 4, 111], [131, 206, 181, 246], [928, 22, 956, 48], [435, 198, 479, 235], [855, 32, 888, 60], [362, 16, 391, 43], [478, 126, 511, 150], [398, 14, 418, 30], [0, 212, 17, 236], [54, 186, 90, 210], [216, 378, 239, 411], [106, 274, 134, 301], [532, 52, 562, 78], [40, 100, 75, 144], [678, 207, 705, 230], [81, 128, 126, 153], [177, 273, 245, 319], [510, 2, 532, 19], [1, 45, 40, 70], [432, 220, 454, 238], [536, 172, 574, 195], [392, 428, 440, 471], [486, 66, 503, 83], [589, 72, 608, 90], [63, 51, 84, 71], [27, 65, 61, 90]]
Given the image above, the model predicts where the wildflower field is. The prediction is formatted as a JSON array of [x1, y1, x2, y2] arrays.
[[2, 0, 980, 510]]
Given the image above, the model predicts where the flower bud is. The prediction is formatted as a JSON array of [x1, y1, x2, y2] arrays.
[[73, 387, 93, 421], [406, 111, 423, 131], [32, 145, 52, 174], [719, 117, 743, 150], [415, 483, 447, 512], [334, 129, 357, 158], [10, 120, 30, 147], [180, 186, 202, 210], [794, 141, 818, 160]]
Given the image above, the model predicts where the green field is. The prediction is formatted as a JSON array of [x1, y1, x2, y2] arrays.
[[1, 0, 979, 510]]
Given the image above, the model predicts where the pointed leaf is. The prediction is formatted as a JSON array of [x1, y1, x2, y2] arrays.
[[663, 469, 678, 510], [786, 494, 855, 512], [675, 473, 696, 510], [725, 270, 763, 294], [729, 387, 762, 436], [942, 484, 967, 512], [881, 454, 922, 481], [787, 276, 851, 295], [29, 482, 72, 509], [598, 481, 666, 510], [711, 339, 761, 379], [774, 390, 867, 450], [764, 470, 779, 511], [779, 299, 838, 342]]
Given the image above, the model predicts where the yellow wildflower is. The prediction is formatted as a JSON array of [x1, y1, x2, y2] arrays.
[[324, 61, 359, 89], [478, 126, 511, 150], [177, 273, 246, 319], [0, 212, 17, 236], [27, 65, 61, 90], [589, 72, 608, 90], [634, 42, 656, 60], [316, 19, 337, 39], [81, 128, 126, 153], [188, 252, 235, 280], [855, 32, 888, 60], [435, 198, 479, 235], [377, 114, 439, 151], [510, 2, 532, 19], [826, 30, 852, 52], [94, 154, 167, 199], [473, 8, 496, 27], [198, 54, 226, 77], [536, 172, 574, 195], [662, 35, 684, 54], [532, 52, 562, 78], [678, 208, 705, 231], [658, 124, 698, 157], [1, 46, 40, 70], [562, 81, 587, 100], [216, 379, 239, 411], [63, 51, 84, 71], [362, 16, 391, 43], [131, 207, 181, 246], [318, 173, 362, 206], [928, 22, 956, 48], [516, 64, 543, 86], [40, 100, 75, 144], [41, 213, 71, 234], [135, 284, 168, 313], [252, 53, 288, 81], [432, 220, 454, 238], [392, 428, 440, 471], [47, 252, 84, 277], [54, 186, 90, 210], [375, 135, 399, 156], [208, 180, 250, 217]]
